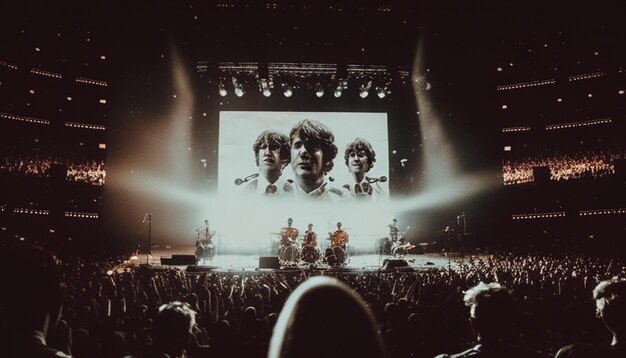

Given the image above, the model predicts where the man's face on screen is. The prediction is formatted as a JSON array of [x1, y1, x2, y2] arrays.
[[257, 140, 283, 176], [291, 134, 324, 181], [348, 150, 370, 174]]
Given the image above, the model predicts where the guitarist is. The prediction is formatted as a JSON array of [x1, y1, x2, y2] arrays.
[[388, 219, 400, 243], [195, 219, 215, 264], [389, 219, 415, 257]]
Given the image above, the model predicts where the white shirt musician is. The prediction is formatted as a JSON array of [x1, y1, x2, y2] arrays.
[[280, 218, 300, 246], [329, 222, 349, 249], [303, 223, 318, 247]]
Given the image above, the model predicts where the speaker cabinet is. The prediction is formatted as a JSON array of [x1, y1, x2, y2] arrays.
[[381, 258, 412, 271], [259, 256, 280, 269], [169, 255, 196, 265]]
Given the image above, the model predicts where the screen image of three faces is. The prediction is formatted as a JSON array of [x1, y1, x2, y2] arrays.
[[218, 111, 390, 203]]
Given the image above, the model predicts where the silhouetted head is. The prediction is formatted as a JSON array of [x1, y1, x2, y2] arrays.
[[0, 244, 66, 336], [593, 278, 626, 337], [269, 276, 389, 358], [463, 282, 516, 343], [152, 301, 197, 357]]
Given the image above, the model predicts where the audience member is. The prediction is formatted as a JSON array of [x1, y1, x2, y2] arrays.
[[127, 301, 197, 358], [0, 244, 71, 357], [555, 278, 626, 357], [268, 276, 389, 358], [434, 282, 542, 358]]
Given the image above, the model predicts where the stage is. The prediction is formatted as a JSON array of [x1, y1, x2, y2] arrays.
[[123, 246, 479, 273]]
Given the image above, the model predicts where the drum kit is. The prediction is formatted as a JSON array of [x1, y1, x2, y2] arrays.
[[276, 229, 348, 267], [273, 223, 415, 267]]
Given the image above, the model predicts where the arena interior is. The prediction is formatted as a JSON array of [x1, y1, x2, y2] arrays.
[[1, 2, 625, 357]]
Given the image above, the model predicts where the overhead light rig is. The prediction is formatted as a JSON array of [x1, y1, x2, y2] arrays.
[[198, 61, 406, 100]]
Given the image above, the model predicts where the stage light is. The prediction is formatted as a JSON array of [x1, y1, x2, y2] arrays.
[[284, 87, 293, 97], [377, 88, 386, 98], [314, 83, 324, 97], [359, 80, 372, 99], [219, 88, 227, 97], [263, 89, 271, 97], [234, 87, 244, 97], [334, 88, 342, 97]]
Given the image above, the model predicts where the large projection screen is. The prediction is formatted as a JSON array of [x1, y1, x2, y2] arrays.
[[215, 111, 392, 253]]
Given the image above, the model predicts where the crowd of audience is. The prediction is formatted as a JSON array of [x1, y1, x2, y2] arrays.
[[1, 244, 624, 358], [66, 160, 106, 185], [502, 149, 625, 185], [0, 155, 52, 177], [0, 155, 106, 185]]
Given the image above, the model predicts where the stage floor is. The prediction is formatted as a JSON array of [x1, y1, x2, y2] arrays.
[[130, 246, 477, 272]]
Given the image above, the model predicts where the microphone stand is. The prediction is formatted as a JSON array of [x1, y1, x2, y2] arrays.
[[147, 213, 152, 265]]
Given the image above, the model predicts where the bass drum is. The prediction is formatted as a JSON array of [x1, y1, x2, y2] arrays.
[[278, 244, 300, 265], [324, 246, 346, 266], [301, 246, 320, 263]]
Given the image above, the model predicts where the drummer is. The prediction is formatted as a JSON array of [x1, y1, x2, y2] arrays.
[[280, 217, 299, 246], [329, 222, 349, 250], [303, 223, 318, 247]]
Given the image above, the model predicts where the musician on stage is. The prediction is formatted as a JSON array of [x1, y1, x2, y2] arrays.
[[329, 222, 349, 250], [195, 219, 216, 264], [303, 223, 318, 248], [388, 219, 400, 243], [388, 219, 414, 257], [280, 218, 299, 247]]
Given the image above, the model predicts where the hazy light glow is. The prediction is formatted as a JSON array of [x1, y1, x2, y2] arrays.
[[386, 36, 501, 218], [106, 39, 499, 256], [107, 44, 200, 248]]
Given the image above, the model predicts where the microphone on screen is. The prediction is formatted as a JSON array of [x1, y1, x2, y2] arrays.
[[235, 173, 259, 185], [366, 176, 387, 183]]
